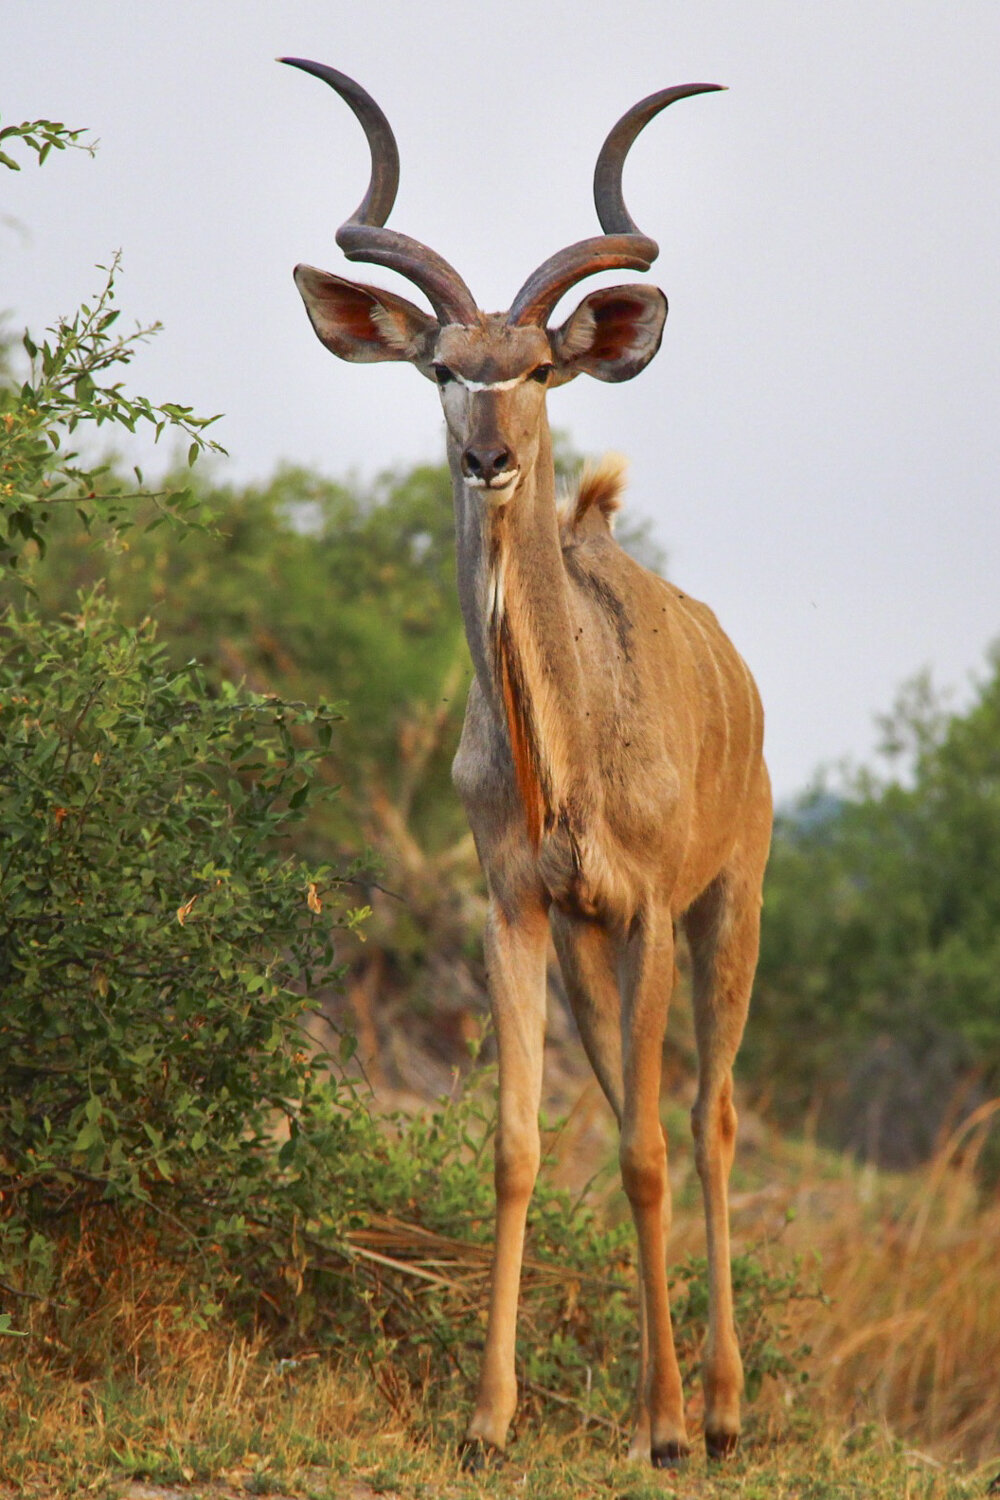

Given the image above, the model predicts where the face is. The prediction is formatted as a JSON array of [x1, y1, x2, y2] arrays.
[[292, 267, 669, 507], [432, 318, 556, 504]]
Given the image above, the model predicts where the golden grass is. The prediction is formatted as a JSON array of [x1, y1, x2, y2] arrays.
[[533, 1077, 1000, 1469], [778, 1098, 1000, 1464], [3, 1097, 1000, 1495]]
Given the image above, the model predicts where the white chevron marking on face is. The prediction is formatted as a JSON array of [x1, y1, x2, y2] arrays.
[[454, 373, 526, 393]]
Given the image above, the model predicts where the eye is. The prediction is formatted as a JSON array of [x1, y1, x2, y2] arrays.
[[529, 363, 554, 384], [433, 364, 455, 386]]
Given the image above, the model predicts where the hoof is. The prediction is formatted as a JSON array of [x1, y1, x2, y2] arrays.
[[651, 1441, 690, 1469], [458, 1437, 505, 1473], [705, 1429, 740, 1460]]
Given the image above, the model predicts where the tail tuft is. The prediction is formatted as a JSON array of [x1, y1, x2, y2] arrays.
[[558, 453, 628, 536]]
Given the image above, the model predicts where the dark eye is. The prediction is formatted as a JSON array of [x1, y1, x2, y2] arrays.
[[433, 364, 455, 386], [529, 364, 554, 384]]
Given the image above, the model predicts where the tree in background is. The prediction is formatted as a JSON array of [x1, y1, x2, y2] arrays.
[[748, 656, 1000, 1168]]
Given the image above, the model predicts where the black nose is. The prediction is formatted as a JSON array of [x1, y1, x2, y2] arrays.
[[462, 445, 514, 484]]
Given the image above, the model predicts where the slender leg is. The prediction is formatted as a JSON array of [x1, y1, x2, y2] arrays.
[[550, 910, 624, 1122], [552, 912, 651, 1460], [463, 898, 548, 1456], [685, 865, 763, 1458], [551, 911, 680, 1463], [617, 907, 689, 1466]]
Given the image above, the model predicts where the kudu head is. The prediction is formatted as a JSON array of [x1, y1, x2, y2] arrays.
[[284, 59, 721, 504]]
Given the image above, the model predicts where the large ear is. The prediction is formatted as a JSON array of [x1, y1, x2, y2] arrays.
[[293, 264, 439, 368], [549, 284, 667, 383]]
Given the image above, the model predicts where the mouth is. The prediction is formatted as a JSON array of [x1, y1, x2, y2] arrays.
[[466, 468, 521, 501]]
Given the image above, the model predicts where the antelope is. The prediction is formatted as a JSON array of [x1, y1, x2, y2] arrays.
[[283, 57, 772, 1468]]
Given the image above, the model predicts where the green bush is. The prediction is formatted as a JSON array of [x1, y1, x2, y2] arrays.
[[0, 591, 366, 1244], [0, 113, 370, 1330]]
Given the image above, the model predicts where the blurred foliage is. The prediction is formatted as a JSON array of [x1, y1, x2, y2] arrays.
[[749, 655, 1000, 1167], [16, 459, 474, 854]]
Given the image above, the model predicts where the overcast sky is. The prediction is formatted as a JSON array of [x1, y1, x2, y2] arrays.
[[4, 3, 999, 802]]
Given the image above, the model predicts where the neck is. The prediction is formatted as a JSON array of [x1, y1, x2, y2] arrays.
[[451, 420, 593, 845]]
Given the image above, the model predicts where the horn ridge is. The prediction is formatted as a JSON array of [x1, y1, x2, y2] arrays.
[[509, 81, 724, 327], [594, 82, 725, 236], [281, 57, 478, 325], [508, 234, 658, 327], [279, 57, 400, 226]]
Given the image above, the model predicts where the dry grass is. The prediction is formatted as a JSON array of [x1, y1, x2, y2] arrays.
[[536, 1075, 1000, 1467], [779, 1098, 1000, 1464], [3, 1095, 1000, 1496]]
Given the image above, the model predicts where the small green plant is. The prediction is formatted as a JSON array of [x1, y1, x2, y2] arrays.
[[1, 116, 221, 579], [0, 114, 95, 172], [0, 253, 221, 579]]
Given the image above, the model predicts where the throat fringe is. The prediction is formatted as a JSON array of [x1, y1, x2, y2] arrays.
[[495, 615, 547, 849]]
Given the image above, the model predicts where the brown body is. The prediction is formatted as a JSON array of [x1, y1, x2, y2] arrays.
[[284, 58, 772, 1467]]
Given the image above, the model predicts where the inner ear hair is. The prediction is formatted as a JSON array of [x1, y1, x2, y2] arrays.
[[556, 304, 597, 360], [552, 284, 667, 382], [294, 264, 440, 364], [369, 299, 420, 354]]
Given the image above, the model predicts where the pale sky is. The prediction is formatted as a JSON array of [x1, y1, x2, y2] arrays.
[[3, 3, 999, 801]]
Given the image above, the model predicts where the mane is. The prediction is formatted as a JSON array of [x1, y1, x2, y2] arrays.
[[557, 453, 628, 538], [496, 618, 547, 850], [487, 540, 549, 851]]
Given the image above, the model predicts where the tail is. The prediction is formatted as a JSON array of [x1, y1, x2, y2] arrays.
[[557, 453, 628, 538]]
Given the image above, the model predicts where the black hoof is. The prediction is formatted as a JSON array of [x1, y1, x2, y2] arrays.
[[651, 1441, 690, 1469], [705, 1429, 740, 1460], [458, 1437, 505, 1473]]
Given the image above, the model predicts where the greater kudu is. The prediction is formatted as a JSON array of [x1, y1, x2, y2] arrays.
[[283, 57, 772, 1468]]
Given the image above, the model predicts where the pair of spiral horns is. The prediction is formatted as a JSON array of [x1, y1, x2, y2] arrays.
[[280, 58, 722, 327]]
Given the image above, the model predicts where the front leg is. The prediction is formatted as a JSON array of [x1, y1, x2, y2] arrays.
[[463, 897, 549, 1458]]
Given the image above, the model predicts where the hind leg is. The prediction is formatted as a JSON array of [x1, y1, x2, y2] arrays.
[[684, 842, 767, 1457], [550, 911, 624, 1121], [616, 905, 689, 1465], [551, 911, 671, 1464]]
